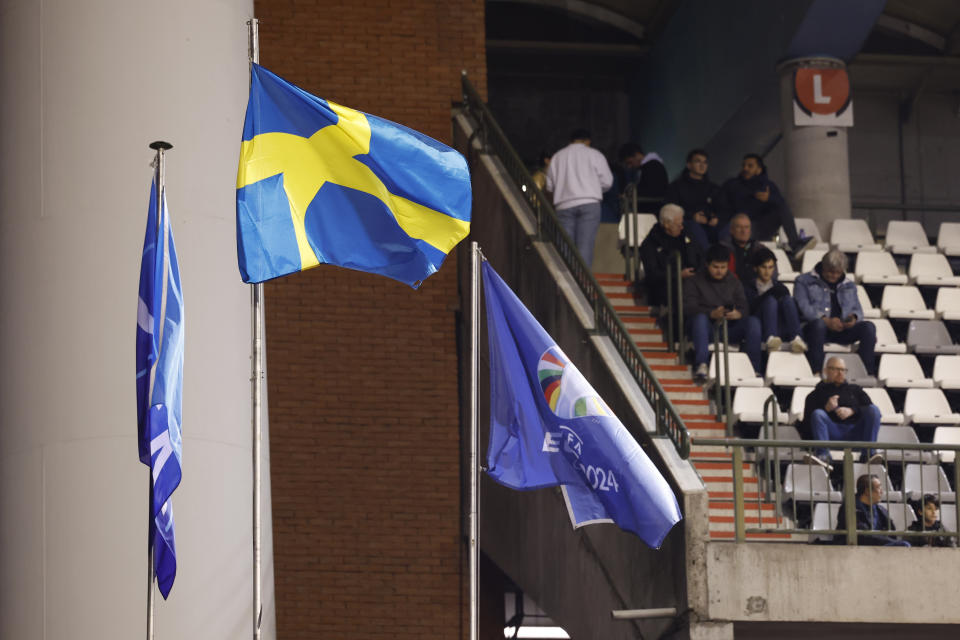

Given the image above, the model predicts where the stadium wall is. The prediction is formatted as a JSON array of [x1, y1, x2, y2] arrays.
[[251, 1, 487, 637]]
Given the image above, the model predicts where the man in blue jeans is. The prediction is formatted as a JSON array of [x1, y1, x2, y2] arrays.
[[801, 356, 882, 470], [545, 129, 614, 268], [794, 249, 877, 375], [684, 244, 761, 383]]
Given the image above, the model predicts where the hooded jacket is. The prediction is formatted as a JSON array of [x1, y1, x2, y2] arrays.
[[639, 224, 703, 305]]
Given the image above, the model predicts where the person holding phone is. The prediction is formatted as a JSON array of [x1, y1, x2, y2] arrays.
[[684, 244, 761, 383], [793, 249, 877, 375]]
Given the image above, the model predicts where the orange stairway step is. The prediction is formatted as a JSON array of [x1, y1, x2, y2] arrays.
[[710, 531, 794, 540], [710, 501, 775, 511], [710, 515, 781, 525]]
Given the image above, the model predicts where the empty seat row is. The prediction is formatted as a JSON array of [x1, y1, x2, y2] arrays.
[[831, 219, 960, 257], [784, 462, 956, 504]]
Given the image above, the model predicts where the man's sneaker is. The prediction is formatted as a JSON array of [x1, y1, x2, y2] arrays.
[[694, 363, 708, 383], [803, 453, 834, 472], [867, 452, 885, 466], [790, 336, 808, 353], [765, 336, 782, 351], [790, 236, 817, 261]]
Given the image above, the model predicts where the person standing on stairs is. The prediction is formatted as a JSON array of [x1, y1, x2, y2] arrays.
[[545, 128, 614, 269], [684, 244, 761, 384]]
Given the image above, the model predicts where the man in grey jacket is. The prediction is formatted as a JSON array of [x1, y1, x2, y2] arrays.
[[793, 249, 877, 374], [684, 244, 761, 382]]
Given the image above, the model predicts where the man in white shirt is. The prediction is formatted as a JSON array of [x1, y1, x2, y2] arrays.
[[545, 129, 614, 268]]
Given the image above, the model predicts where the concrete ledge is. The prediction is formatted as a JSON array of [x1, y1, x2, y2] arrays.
[[707, 542, 960, 623]]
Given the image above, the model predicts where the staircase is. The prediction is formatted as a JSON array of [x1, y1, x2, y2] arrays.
[[595, 272, 796, 541]]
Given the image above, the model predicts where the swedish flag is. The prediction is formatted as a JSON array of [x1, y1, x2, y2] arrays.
[[236, 64, 472, 287]]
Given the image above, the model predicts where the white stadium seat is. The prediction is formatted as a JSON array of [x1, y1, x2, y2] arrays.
[[783, 464, 842, 503], [885, 220, 936, 254], [873, 318, 907, 354], [903, 388, 960, 426], [800, 248, 827, 274], [709, 352, 763, 387], [935, 287, 960, 322], [904, 464, 956, 502], [832, 219, 882, 253], [863, 387, 907, 425], [933, 426, 960, 464], [878, 353, 934, 389], [852, 463, 903, 502], [855, 251, 908, 285], [908, 253, 960, 287], [937, 222, 960, 257], [788, 386, 815, 424], [617, 213, 657, 248], [877, 425, 925, 463], [772, 248, 798, 282], [881, 285, 936, 320], [933, 355, 960, 390], [857, 285, 882, 319], [765, 352, 820, 387], [732, 386, 780, 424]]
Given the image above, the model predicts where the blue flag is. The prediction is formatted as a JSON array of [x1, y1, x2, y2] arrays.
[[136, 176, 184, 599], [236, 63, 472, 287], [482, 262, 681, 548]]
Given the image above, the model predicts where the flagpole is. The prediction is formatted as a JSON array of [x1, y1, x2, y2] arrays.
[[469, 241, 481, 640], [247, 17, 264, 640], [147, 139, 172, 640]]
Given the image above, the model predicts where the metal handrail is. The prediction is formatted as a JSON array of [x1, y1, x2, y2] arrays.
[[696, 437, 960, 544], [761, 395, 783, 523], [665, 251, 686, 365], [460, 73, 690, 458], [711, 318, 733, 435]]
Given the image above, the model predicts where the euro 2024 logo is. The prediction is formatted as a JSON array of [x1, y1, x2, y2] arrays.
[[537, 346, 620, 493]]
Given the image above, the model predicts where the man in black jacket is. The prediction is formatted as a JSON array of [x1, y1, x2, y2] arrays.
[[723, 213, 761, 282], [835, 474, 911, 546], [717, 153, 814, 258], [801, 356, 882, 468], [639, 204, 703, 307], [664, 148, 721, 249]]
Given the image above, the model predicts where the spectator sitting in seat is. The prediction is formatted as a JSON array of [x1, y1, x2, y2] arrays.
[[907, 494, 958, 548], [800, 356, 882, 469], [717, 153, 815, 258], [639, 204, 703, 308], [683, 243, 760, 383], [794, 249, 877, 375], [744, 247, 806, 353], [835, 474, 911, 547], [723, 213, 761, 282], [664, 148, 721, 249]]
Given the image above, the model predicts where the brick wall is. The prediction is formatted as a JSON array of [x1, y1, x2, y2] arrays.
[[254, 1, 485, 637]]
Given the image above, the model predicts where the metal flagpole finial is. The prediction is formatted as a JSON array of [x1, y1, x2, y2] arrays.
[[149, 141, 173, 151]]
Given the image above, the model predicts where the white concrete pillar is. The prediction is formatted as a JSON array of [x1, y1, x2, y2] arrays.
[[778, 57, 853, 238], [0, 1, 275, 638]]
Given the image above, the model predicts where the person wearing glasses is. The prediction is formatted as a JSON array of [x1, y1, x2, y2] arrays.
[[800, 356, 882, 470]]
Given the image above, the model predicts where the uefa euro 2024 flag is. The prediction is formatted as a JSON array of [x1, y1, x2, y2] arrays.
[[136, 175, 184, 599], [236, 64, 472, 288], [482, 262, 681, 548]]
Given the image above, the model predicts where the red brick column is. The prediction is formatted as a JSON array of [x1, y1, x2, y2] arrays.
[[253, 1, 485, 637]]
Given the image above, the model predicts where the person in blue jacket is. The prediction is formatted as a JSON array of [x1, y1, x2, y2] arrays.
[[717, 154, 814, 258], [793, 249, 877, 375]]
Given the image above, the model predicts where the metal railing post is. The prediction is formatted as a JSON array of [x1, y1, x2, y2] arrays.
[[843, 448, 856, 546], [733, 446, 745, 542], [665, 259, 675, 351], [722, 318, 733, 436], [676, 252, 685, 364]]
